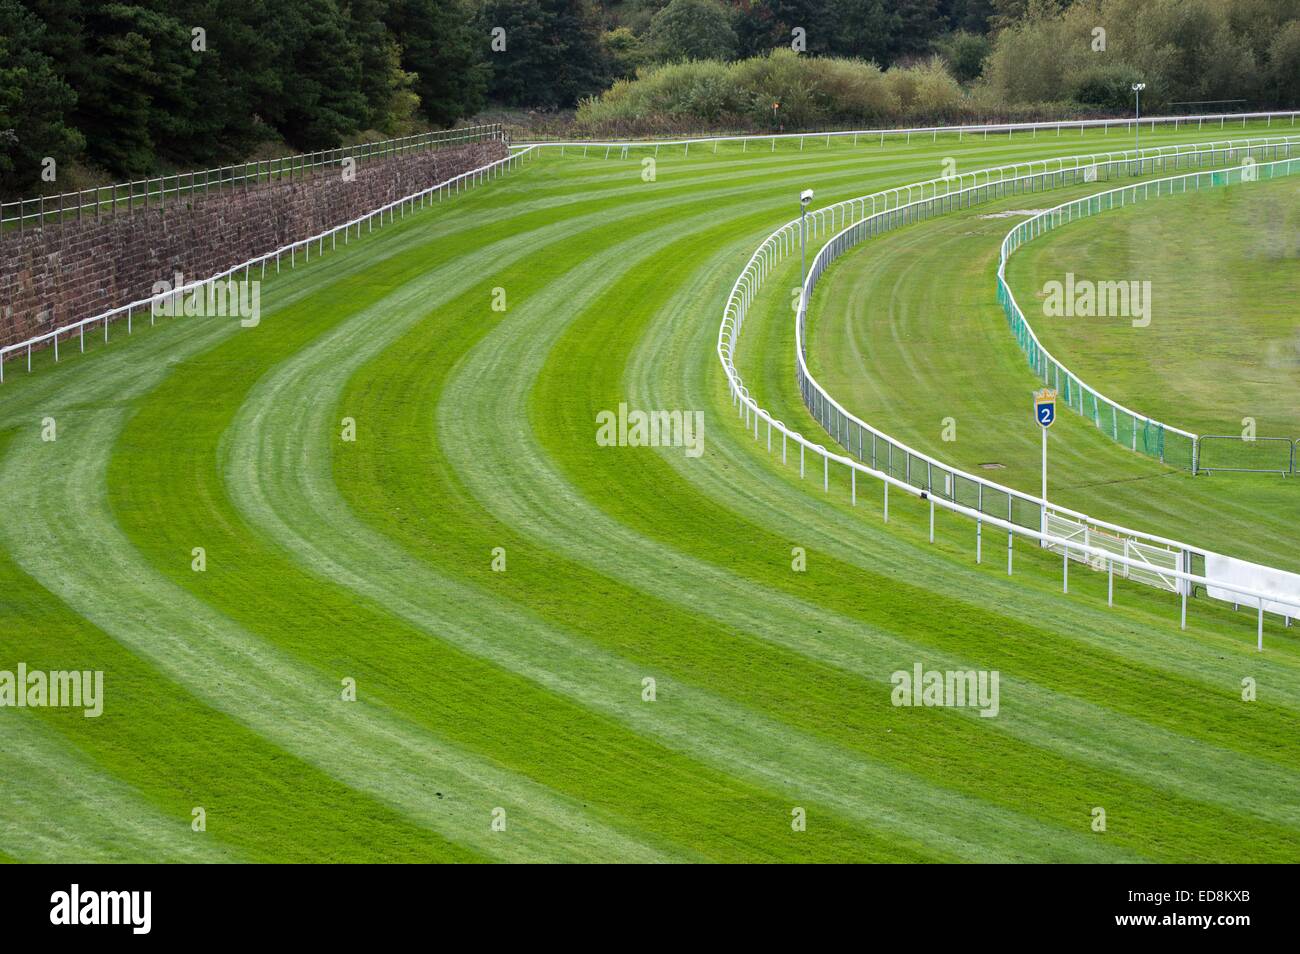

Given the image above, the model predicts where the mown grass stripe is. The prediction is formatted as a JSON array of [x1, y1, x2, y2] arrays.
[[1, 413, 652, 863], [0, 119, 1292, 862]]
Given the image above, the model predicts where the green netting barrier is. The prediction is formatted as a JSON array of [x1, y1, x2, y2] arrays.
[[997, 156, 1300, 473]]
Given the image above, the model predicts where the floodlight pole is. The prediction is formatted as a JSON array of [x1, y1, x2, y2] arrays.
[[800, 206, 807, 289], [1134, 89, 1140, 153], [799, 190, 814, 299], [1132, 83, 1146, 157]]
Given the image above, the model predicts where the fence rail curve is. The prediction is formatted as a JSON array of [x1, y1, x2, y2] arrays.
[[2, 125, 505, 231], [996, 157, 1300, 473], [0, 146, 532, 382], [520, 110, 1300, 156], [716, 134, 1300, 641]]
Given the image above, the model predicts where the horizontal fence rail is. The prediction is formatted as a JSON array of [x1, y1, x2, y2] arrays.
[[519, 110, 1300, 157], [1, 124, 504, 231], [997, 157, 1300, 473], [0, 146, 531, 382], [716, 134, 1300, 643]]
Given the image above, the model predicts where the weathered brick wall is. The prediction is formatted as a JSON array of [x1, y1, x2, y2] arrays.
[[0, 140, 506, 347]]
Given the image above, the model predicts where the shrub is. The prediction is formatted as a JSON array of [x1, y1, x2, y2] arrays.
[[1068, 63, 1145, 110], [934, 30, 992, 84]]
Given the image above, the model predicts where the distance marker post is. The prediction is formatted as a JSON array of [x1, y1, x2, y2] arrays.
[[1034, 388, 1057, 545]]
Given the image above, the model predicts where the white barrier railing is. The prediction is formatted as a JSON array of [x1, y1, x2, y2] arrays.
[[997, 157, 1300, 473], [0, 145, 530, 382], [520, 110, 1300, 156], [717, 134, 1300, 644], [1, 124, 505, 231]]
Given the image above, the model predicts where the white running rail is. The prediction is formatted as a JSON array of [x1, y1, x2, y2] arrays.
[[520, 110, 1300, 155], [0, 146, 533, 382], [2, 124, 506, 230], [997, 157, 1300, 472], [717, 134, 1300, 644]]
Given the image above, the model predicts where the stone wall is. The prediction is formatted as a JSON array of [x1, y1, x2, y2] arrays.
[[0, 140, 506, 347]]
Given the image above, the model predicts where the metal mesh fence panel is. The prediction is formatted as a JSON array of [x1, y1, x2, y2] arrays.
[[1196, 436, 1294, 474]]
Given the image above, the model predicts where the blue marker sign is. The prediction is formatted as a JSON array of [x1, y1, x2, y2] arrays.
[[1034, 388, 1057, 428]]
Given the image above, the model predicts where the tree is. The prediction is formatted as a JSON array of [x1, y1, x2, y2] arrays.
[[0, 0, 83, 194], [480, 0, 610, 108], [69, 3, 181, 175], [733, 0, 835, 57], [602, 27, 647, 80], [186, 0, 286, 162], [823, 0, 897, 63], [937, 0, 997, 33], [1068, 62, 1144, 110], [934, 30, 991, 83], [385, 0, 488, 128], [260, 0, 368, 148], [1268, 19, 1300, 107], [347, 0, 407, 132], [647, 0, 737, 63], [888, 0, 943, 58]]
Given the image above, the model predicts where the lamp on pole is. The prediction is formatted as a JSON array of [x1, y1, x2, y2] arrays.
[[799, 189, 814, 296], [1132, 83, 1146, 158]]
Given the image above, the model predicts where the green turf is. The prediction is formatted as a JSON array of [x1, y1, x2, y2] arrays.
[[2, 120, 1298, 862], [805, 176, 1300, 575], [1004, 175, 1300, 438]]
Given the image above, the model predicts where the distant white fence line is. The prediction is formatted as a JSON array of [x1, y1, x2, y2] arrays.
[[997, 157, 1300, 474], [0, 146, 533, 382], [716, 134, 1300, 646], [519, 110, 1300, 157], [1, 124, 505, 231]]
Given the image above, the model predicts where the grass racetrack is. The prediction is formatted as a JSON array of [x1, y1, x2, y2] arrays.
[[2, 121, 1299, 862], [806, 170, 1300, 575]]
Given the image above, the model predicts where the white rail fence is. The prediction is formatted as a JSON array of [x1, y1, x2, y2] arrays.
[[521, 110, 1300, 157], [997, 157, 1300, 473], [0, 146, 533, 382], [717, 135, 1300, 646], [1, 125, 505, 231]]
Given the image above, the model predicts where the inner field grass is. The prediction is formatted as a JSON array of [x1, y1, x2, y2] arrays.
[[1004, 176, 1300, 437], [804, 180, 1300, 575], [1, 119, 1298, 862]]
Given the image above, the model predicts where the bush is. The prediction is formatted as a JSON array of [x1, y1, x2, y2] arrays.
[[1068, 63, 1145, 110], [575, 49, 970, 136], [809, 58, 898, 125], [934, 31, 992, 84], [981, 0, 1294, 112]]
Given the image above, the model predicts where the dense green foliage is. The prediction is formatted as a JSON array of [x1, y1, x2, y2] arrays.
[[3, 0, 1297, 194], [0, 0, 84, 184], [981, 0, 1300, 112], [580, 0, 1299, 134], [646, 0, 736, 63], [578, 51, 972, 134], [0, 0, 487, 193], [480, 0, 609, 107]]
